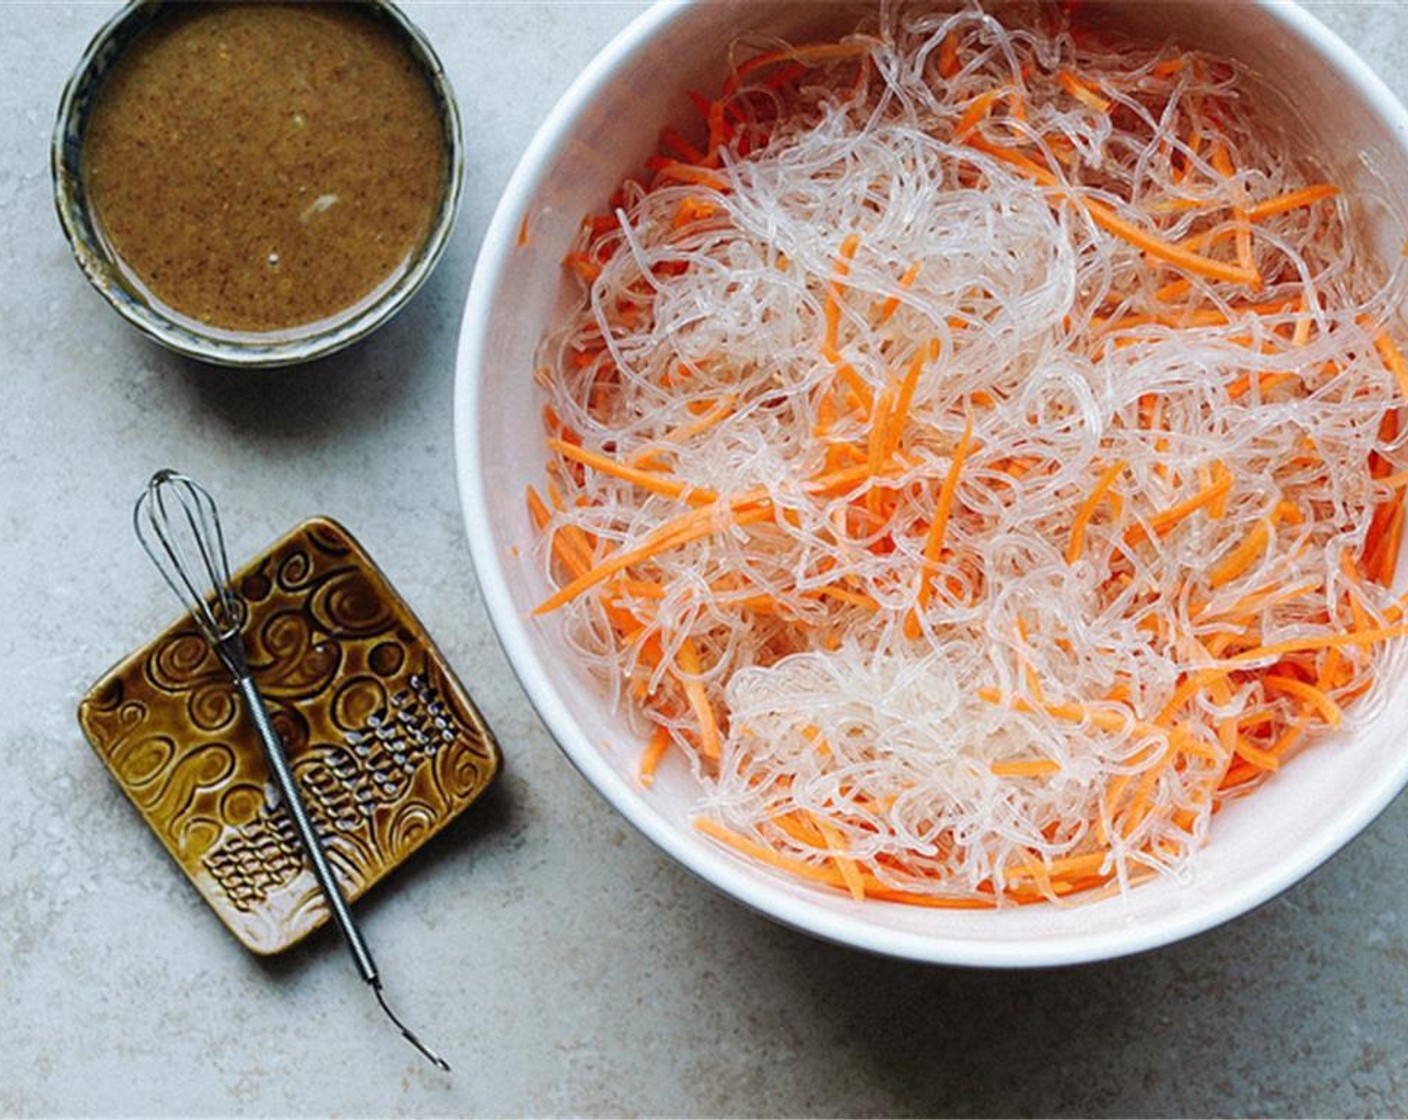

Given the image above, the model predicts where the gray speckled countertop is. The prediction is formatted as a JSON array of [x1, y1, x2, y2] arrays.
[[3, 2, 1408, 1116]]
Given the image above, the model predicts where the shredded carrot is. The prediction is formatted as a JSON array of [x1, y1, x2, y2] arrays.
[[965, 134, 1260, 285], [1125, 470, 1234, 547], [810, 813, 866, 901], [1263, 675, 1343, 727], [877, 261, 922, 324], [1207, 518, 1271, 589], [676, 639, 722, 758], [1067, 459, 1125, 563], [1227, 626, 1408, 666], [548, 438, 717, 504], [1245, 183, 1339, 221], [1058, 69, 1110, 113], [907, 407, 974, 636], [822, 233, 862, 351], [654, 161, 730, 192], [630, 394, 737, 465], [638, 726, 672, 786], [991, 758, 1062, 777], [1083, 196, 1260, 286], [534, 501, 774, 615], [938, 31, 960, 78], [955, 89, 1003, 138], [1371, 327, 1408, 402], [884, 342, 932, 458]]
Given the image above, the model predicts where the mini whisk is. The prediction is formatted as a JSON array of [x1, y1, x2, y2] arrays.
[[133, 469, 451, 1072]]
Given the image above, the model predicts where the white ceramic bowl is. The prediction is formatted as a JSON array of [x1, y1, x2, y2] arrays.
[[456, 0, 1408, 965]]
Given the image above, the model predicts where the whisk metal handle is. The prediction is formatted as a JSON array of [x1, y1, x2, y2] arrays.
[[233, 673, 450, 1072], [233, 674, 379, 982]]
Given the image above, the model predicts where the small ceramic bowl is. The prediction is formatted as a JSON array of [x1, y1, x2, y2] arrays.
[[51, 1, 463, 369]]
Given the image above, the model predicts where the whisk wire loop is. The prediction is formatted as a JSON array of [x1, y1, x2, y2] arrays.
[[134, 469, 247, 670]]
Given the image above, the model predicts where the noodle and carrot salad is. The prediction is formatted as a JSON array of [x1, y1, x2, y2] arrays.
[[527, 2, 1408, 906]]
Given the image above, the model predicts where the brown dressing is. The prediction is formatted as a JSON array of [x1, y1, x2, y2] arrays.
[[82, 3, 446, 335]]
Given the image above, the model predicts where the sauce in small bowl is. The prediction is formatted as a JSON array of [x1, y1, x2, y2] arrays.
[[53, 1, 462, 367]]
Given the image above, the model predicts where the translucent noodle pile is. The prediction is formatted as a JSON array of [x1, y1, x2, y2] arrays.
[[527, 1, 1408, 906]]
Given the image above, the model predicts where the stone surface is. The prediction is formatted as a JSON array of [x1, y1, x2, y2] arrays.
[[2, 2, 1407, 1116]]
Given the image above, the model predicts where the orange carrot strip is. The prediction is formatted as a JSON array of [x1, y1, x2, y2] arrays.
[[1378, 502, 1405, 586], [1084, 196, 1258, 286], [526, 485, 551, 529], [1226, 625, 1408, 666], [809, 813, 866, 901], [1192, 576, 1319, 624], [1014, 616, 1044, 702], [1262, 674, 1343, 726], [832, 361, 875, 411], [861, 888, 997, 909], [979, 688, 1197, 751], [638, 726, 671, 787], [1207, 518, 1271, 589], [907, 408, 974, 636], [1208, 460, 1232, 520], [693, 817, 849, 886], [770, 810, 826, 848], [955, 89, 1003, 137], [1066, 459, 1126, 563], [676, 639, 721, 759], [1371, 328, 1408, 402], [527, 486, 593, 577], [1233, 735, 1281, 772], [1005, 850, 1109, 884], [1210, 142, 1259, 283], [1245, 183, 1339, 221], [629, 394, 737, 466], [921, 411, 973, 561], [1226, 371, 1296, 402], [1340, 551, 1373, 636], [534, 501, 774, 615], [1126, 470, 1234, 547], [544, 480, 599, 570], [655, 161, 729, 192], [990, 758, 1061, 777], [671, 196, 720, 229], [866, 389, 895, 518], [549, 438, 718, 505], [965, 136, 1259, 285], [1155, 276, 1193, 303], [1058, 69, 1111, 113], [877, 261, 922, 324], [812, 584, 881, 611], [564, 252, 601, 283], [938, 30, 960, 78], [822, 233, 863, 351], [538, 460, 892, 615], [1097, 298, 1296, 334], [884, 343, 932, 458]]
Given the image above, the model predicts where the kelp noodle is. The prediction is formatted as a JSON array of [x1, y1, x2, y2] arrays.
[[529, 1, 1408, 906]]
